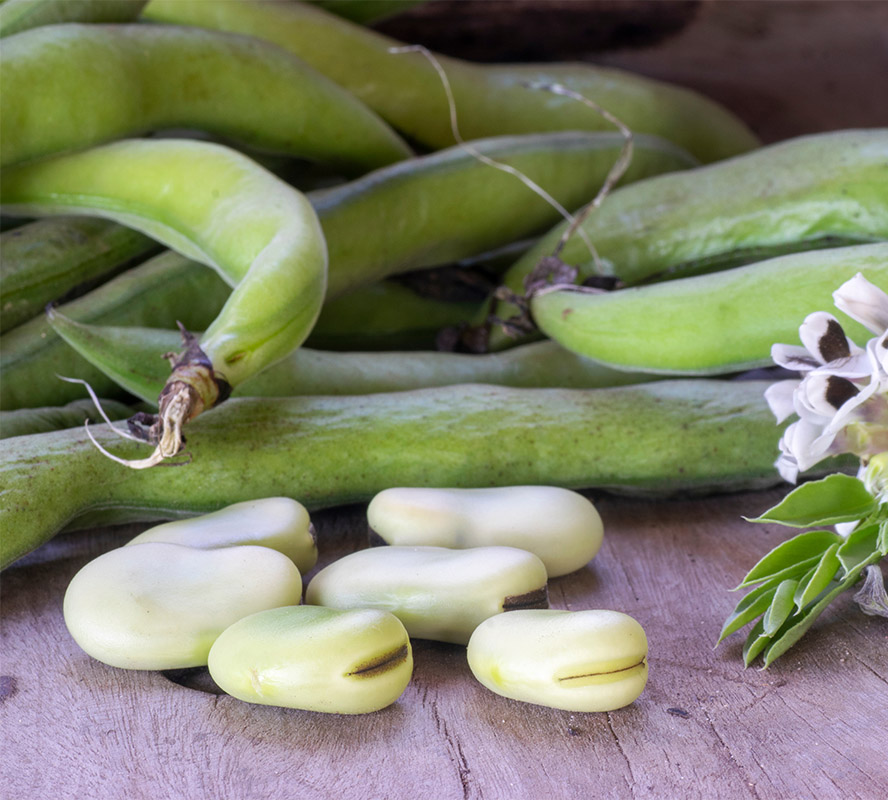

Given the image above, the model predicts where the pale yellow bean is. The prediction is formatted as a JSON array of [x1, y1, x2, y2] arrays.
[[63, 542, 302, 670], [208, 605, 413, 714], [126, 497, 317, 572], [306, 545, 548, 644], [368, 486, 603, 577], [467, 609, 648, 712]]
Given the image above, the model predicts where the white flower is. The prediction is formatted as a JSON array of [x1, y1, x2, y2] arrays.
[[766, 273, 888, 483]]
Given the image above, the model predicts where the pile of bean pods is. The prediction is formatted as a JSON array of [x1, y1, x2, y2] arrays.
[[1, 1, 887, 696]]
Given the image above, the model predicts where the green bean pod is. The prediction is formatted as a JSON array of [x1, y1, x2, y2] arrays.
[[0, 216, 158, 333], [1, 252, 230, 410], [142, 0, 759, 163], [531, 244, 888, 375], [45, 314, 661, 402], [313, 131, 697, 298], [1, 138, 327, 463], [0, 398, 135, 439], [0, 0, 145, 37], [1, 23, 411, 171], [1, 380, 787, 569], [491, 129, 888, 344]]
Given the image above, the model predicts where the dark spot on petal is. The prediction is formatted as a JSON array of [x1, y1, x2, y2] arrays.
[[0, 676, 17, 702], [818, 319, 851, 362], [825, 375, 859, 409]]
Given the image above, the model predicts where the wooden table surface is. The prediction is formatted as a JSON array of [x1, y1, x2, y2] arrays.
[[3, 490, 887, 799], [3, 2, 888, 799]]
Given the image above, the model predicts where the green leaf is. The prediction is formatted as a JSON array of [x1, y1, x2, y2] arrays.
[[746, 474, 876, 527], [742, 619, 770, 667], [793, 543, 841, 611], [837, 523, 880, 576], [761, 551, 883, 667], [737, 530, 840, 587], [878, 520, 888, 556], [763, 579, 798, 635], [717, 578, 781, 643]]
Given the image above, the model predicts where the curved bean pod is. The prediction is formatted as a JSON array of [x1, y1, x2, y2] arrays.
[[531, 244, 888, 375], [0, 216, 157, 333], [0, 0, 145, 38], [0, 251, 230, 410], [45, 314, 661, 402], [1, 23, 411, 171], [1, 138, 327, 462], [142, 0, 759, 163], [491, 129, 888, 343], [4, 130, 692, 400], [1, 380, 789, 568]]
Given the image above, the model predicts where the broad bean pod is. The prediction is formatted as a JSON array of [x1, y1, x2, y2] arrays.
[[45, 314, 661, 402], [0, 0, 145, 37], [1, 380, 788, 568], [142, 0, 759, 163], [0, 398, 134, 439], [312, 131, 697, 298], [1, 138, 327, 463], [1, 23, 411, 172], [531, 244, 888, 375], [491, 129, 888, 343], [0, 216, 158, 333], [0, 251, 230, 410]]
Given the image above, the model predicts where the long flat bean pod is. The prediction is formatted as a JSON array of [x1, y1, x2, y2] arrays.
[[311, 131, 696, 297], [0, 380, 787, 569], [0, 216, 158, 333], [0, 252, 230, 410], [45, 314, 661, 402], [531, 244, 888, 375], [142, 0, 759, 163], [0, 0, 145, 37], [1, 23, 410, 171], [1, 139, 327, 463]]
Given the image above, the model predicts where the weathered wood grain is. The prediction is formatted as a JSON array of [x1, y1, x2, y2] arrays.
[[2, 490, 886, 800]]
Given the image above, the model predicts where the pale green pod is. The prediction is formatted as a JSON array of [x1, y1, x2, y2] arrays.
[[466, 609, 649, 712], [531, 245, 888, 375], [207, 605, 413, 714], [306, 545, 549, 645], [367, 486, 603, 578], [0, 0, 145, 38], [125, 497, 317, 573], [63, 542, 302, 670], [1, 23, 411, 170]]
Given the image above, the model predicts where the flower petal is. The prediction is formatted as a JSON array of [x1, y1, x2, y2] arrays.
[[833, 273, 888, 334], [798, 312, 860, 364], [764, 379, 800, 423], [771, 343, 819, 371]]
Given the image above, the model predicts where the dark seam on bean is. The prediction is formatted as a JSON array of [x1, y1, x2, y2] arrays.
[[502, 585, 549, 611], [346, 644, 409, 678]]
